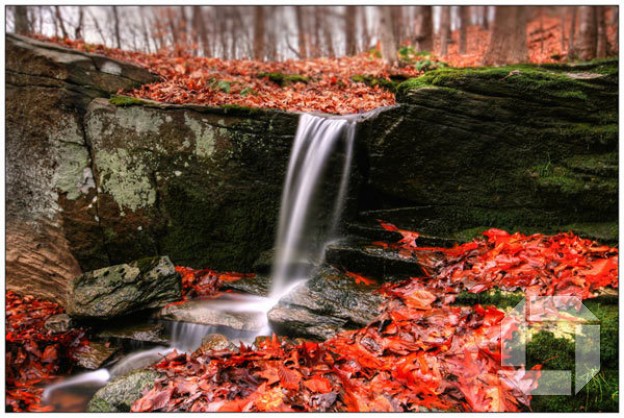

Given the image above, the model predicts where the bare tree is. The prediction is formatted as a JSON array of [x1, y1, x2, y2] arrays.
[[253, 6, 265, 60], [13, 6, 30, 35], [295, 7, 307, 59], [345, 6, 357, 56], [596, 6, 608, 58], [439, 6, 451, 57], [378, 6, 397, 65], [54, 6, 69, 39], [459, 6, 470, 54], [360, 6, 371, 51], [192, 6, 211, 57], [483, 6, 528, 65], [321, 7, 335, 58], [414, 6, 433, 52], [75, 6, 84, 40], [568, 6, 578, 59], [576, 6, 597, 60], [112, 6, 122, 48]]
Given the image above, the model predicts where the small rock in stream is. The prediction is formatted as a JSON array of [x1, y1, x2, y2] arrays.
[[66, 256, 181, 319], [44, 314, 73, 333], [87, 369, 161, 412], [97, 322, 168, 345], [73, 342, 119, 370]]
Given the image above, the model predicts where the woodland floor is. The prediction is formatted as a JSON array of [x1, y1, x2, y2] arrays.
[[6, 225, 619, 412], [34, 13, 618, 114]]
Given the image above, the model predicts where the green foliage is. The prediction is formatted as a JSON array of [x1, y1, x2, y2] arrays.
[[350, 74, 398, 92], [453, 288, 525, 309], [109, 95, 147, 107], [257, 72, 310, 87], [528, 302, 618, 412], [240, 87, 256, 97], [397, 45, 448, 72]]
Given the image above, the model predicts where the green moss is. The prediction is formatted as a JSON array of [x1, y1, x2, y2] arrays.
[[351, 74, 399, 92], [219, 104, 262, 115], [453, 289, 525, 309], [558, 222, 618, 244], [109, 95, 147, 107], [562, 152, 618, 176], [533, 165, 618, 196], [257, 72, 310, 87], [396, 61, 618, 105], [528, 302, 618, 412]]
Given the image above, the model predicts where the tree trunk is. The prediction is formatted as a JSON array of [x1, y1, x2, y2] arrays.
[[439, 6, 451, 57], [295, 7, 307, 59], [414, 6, 433, 52], [345, 6, 357, 55], [568, 7, 578, 59], [483, 6, 528, 65], [391, 6, 403, 45], [14, 6, 30, 35], [112, 6, 122, 49], [192, 6, 211, 57], [253, 6, 265, 60], [576, 6, 597, 60], [322, 7, 335, 58], [360, 6, 371, 51], [378, 6, 397, 65], [560, 6, 567, 53], [596, 6, 608, 58], [75, 6, 84, 40], [459, 6, 470, 54], [54, 6, 69, 39]]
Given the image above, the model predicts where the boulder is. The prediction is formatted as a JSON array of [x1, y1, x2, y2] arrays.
[[97, 322, 168, 345], [156, 299, 266, 332], [360, 61, 618, 235], [220, 274, 271, 297], [73, 342, 119, 370], [268, 267, 383, 340], [87, 369, 161, 412], [67, 256, 181, 319], [44, 314, 73, 333]]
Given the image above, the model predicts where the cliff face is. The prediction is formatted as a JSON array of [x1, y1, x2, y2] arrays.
[[6, 35, 299, 304], [6, 35, 618, 305]]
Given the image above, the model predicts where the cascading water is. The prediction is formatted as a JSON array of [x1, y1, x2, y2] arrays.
[[270, 113, 356, 297], [42, 112, 361, 411]]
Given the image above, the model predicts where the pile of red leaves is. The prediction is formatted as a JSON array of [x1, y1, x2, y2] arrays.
[[131, 288, 538, 412], [131, 226, 617, 412], [377, 222, 619, 300], [175, 266, 254, 300], [34, 35, 417, 114], [5, 291, 89, 412]]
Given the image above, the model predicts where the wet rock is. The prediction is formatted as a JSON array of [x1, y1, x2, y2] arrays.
[[97, 322, 168, 345], [87, 369, 161, 412], [193, 333, 236, 356], [324, 239, 442, 279], [156, 300, 266, 331], [268, 267, 384, 340], [74, 342, 119, 370], [220, 274, 271, 297], [67, 256, 181, 319], [44, 314, 73, 333]]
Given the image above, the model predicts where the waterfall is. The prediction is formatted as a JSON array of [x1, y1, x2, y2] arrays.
[[270, 113, 356, 297]]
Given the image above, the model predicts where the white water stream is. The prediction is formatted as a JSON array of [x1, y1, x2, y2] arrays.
[[42, 112, 360, 410]]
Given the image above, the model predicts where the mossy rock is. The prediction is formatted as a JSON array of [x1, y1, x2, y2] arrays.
[[87, 369, 160, 412], [257, 72, 310, 87], [109, 95, 147, 107], [351, 74, 399, 92], [527, 302, 618, 412]]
